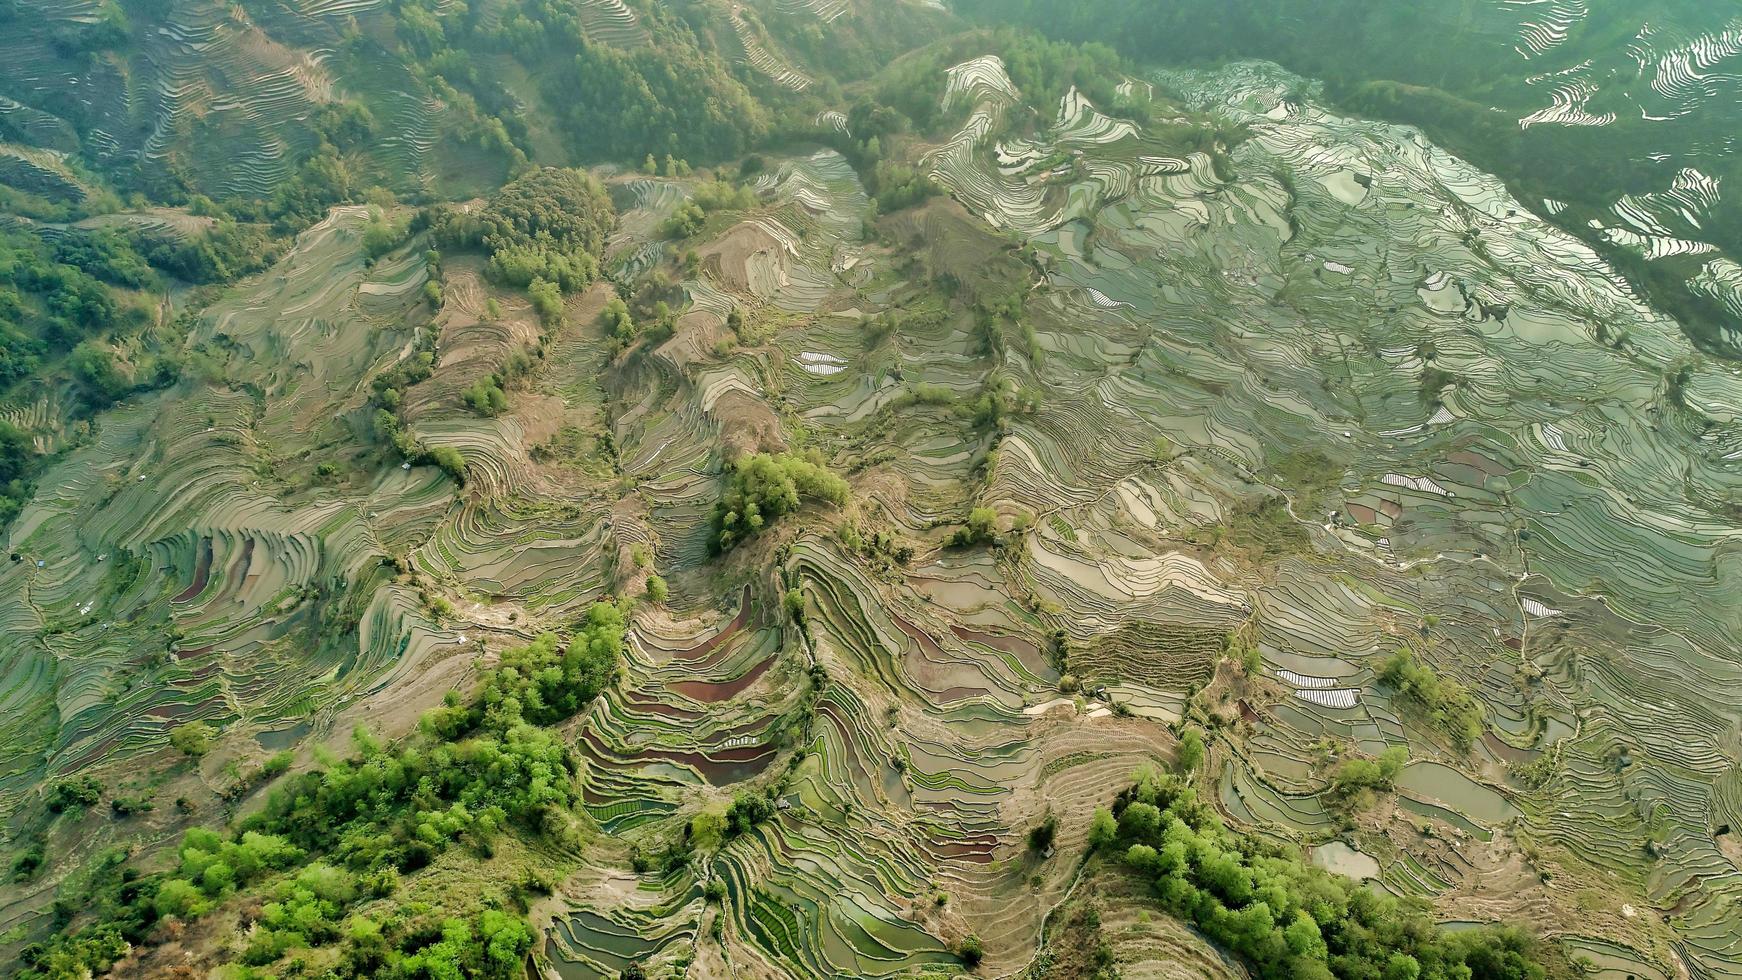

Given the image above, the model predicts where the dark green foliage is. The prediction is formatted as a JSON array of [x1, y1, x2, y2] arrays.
[[370, 336, 463, 474], [10, 840, 45, 881], [462, 375, 509, 416], [949, 507, 1000, 548], [66, 341, 132, 407], [1094, 771, 1553, 980], [47, 776, 103, 814], [262, 146, 362, 231], [434, 167, 614, 293], [109, 795, 156, 817], [870, 161, 941, 214], [136, 220, 280, 284], [312, 101, 380, 151], [1379, 651, 1484, 749], [0, 419, 35, 526], [1028, 813, 1059, 852], [724, 791, 778, 839], [51, 229, 155, 289], [601, 296, 636, 343], [477, 167, 614, 258], [14, 848, 154, 978], [992, 30, 1126, 108], [0, 226, 141, 404], [712, 452, 850, 551], [537, 19, 768, 164], [957, 933, 986, 968]]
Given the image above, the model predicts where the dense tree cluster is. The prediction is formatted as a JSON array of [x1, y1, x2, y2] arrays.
[[434, 167, 615, 293], [1090, 770, 1553, 980], [712, 452, 850, 551], [0, 227, 130, 390], [542, 28, 767, 164], [462, 374, 509, 416]]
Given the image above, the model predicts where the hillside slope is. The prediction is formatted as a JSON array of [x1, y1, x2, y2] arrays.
[[0, 4, 1739, 980]]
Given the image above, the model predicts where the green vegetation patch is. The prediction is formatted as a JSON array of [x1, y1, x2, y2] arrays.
[[712, 452, 849, 551], [1089, 770, 1561, 980]]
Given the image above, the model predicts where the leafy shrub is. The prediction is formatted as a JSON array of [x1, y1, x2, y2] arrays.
[[528, 277, 563, 325], [1028, 814, 1058, 852], [461, 376, 508, 416], [110, 796, 155, 817], [957, 934, 985, 968], [429, 446, 467, 483], [1178, 729, 1205, 772], [950, 507, 1000, 547], [1328, 745, 1410, 810], [724, 791, 777, 839], [170, 721, 215, 757], [362, 212, 412, 258], [47, 776, 102, 814], [10, 841, 45, 881], [660, 180, 757, 239], [601, 296, 636, 343], [661, 201, 706, 240]]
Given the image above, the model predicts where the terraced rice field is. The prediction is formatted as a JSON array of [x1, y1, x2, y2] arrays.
[[5, 18, 1742, 978], [519, 56, 1742, 979]]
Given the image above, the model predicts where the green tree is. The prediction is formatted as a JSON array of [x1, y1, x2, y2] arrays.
[[430, 446, 467, 483], [528, 277, 564, 325], [957, 934, 985, 968], [1087, 807, 1118, 850], [601, 296, 636, 343], [462, 376, 509, 416], [1379, 650, 1483, 748], [170, 721, 215, 757], [1177, 728, 1205, 772]]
